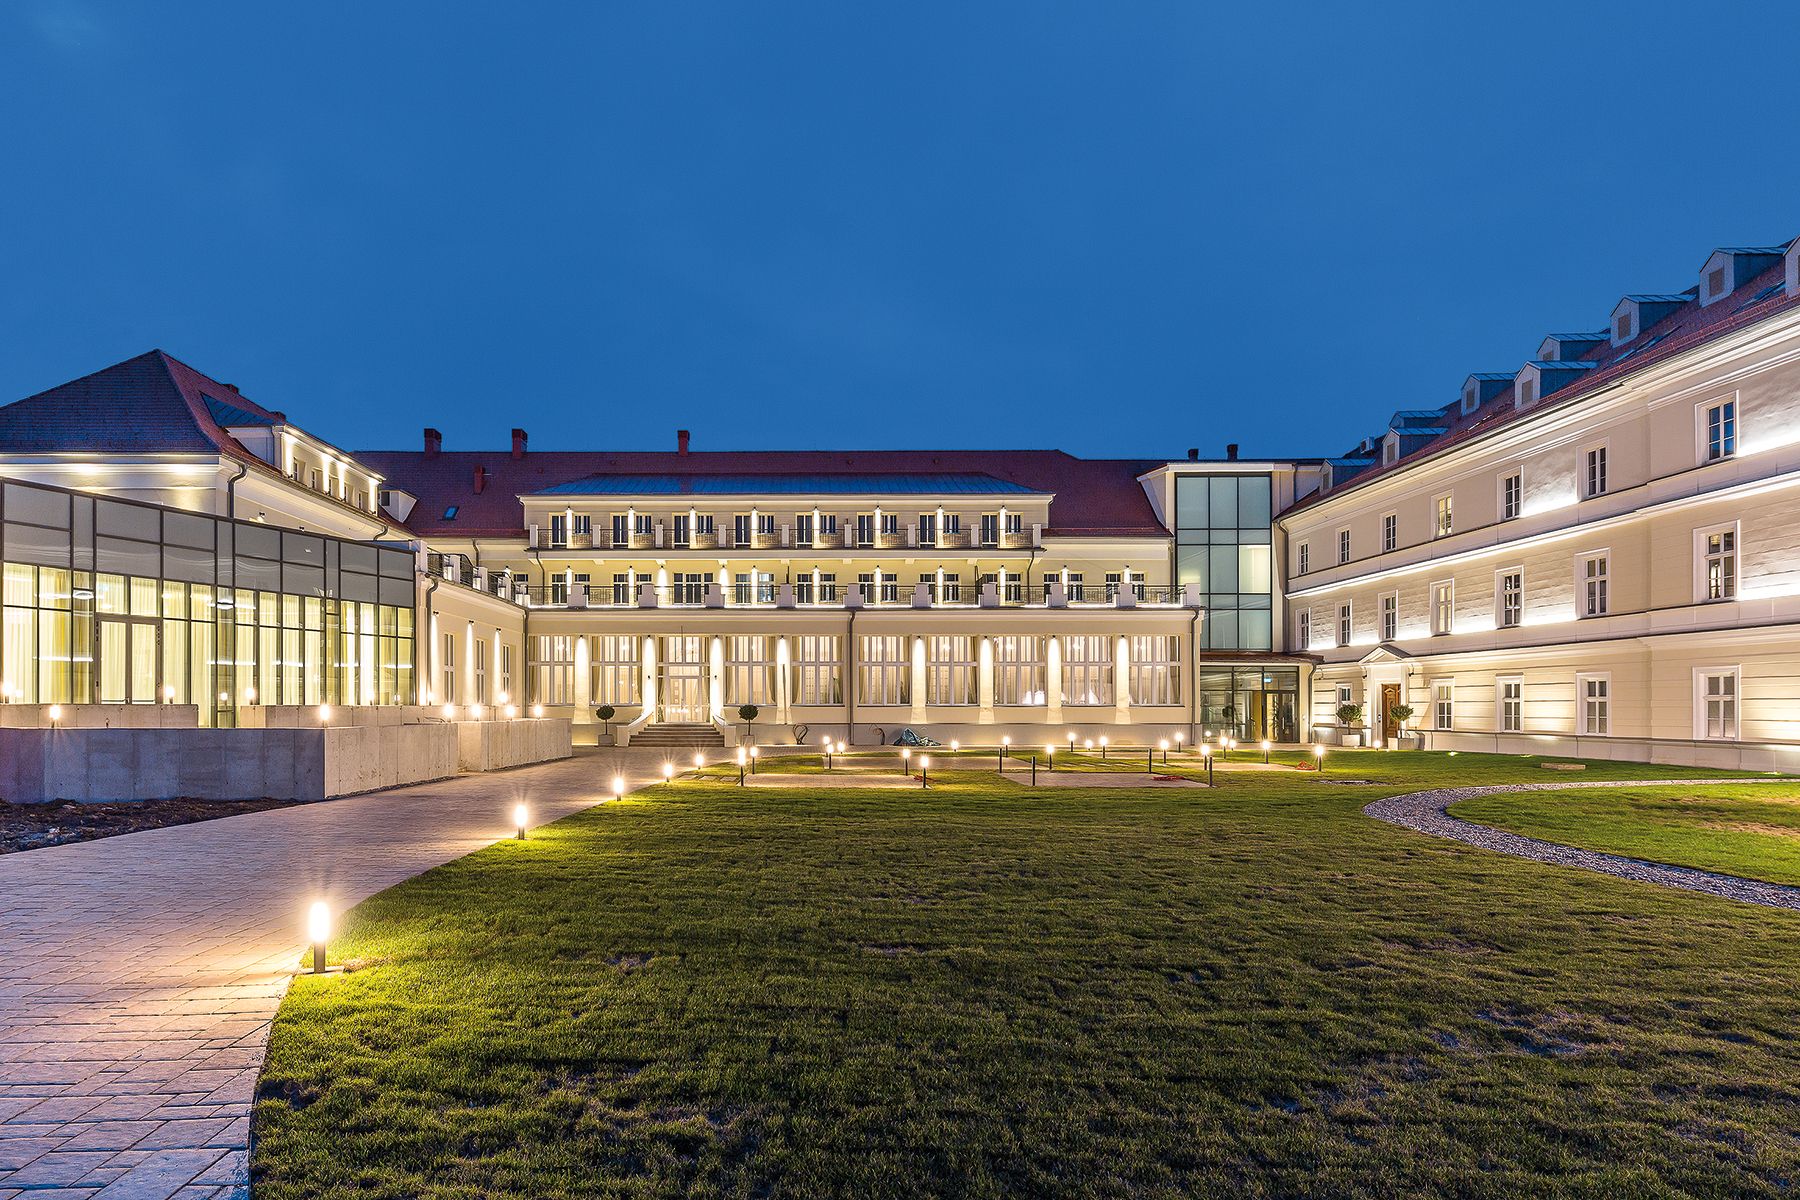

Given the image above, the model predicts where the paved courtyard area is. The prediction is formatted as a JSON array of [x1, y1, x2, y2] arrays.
[[0, 747, 686, 1200]]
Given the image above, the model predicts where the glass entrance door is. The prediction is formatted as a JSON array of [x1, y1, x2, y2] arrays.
[[97, 617, 160, 703], [658, 635, 711, 723]]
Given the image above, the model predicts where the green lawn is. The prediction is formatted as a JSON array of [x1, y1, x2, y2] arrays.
[[253, 752, 1800, 1198], [1451, 781, 1800, 887]]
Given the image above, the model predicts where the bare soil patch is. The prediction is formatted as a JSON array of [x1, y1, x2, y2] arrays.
[[0, 797, 303, 854]]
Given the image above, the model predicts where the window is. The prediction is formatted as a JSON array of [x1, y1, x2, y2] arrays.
[[942, 514, 961, 535], [589, 636, 640, 706], [474, 638, 488, 704], [926, 636, 977, 705], [941, 573, 960, 602], [1703, 527, 1737, 601], [1383, 439, 1397, 465], [1498, 677, 1522, 733], [1337, 528, 1351, 565], [607, 514, 626, 547], [758, 514, 777, 537], [1298, 542, 1310, 574], [529, 635, 575, 706], [1129, 636, 1181, 705], [612, 572, 632, 605], [1616, 311, 1632, 340], [1518, 377, 1535, 406], [735, 571, 774, 604], [881, 571, 900, 604], [1062, 572, 1082, 602], [1005, 513, 1022, 536], [734, 514, 753, 545], [1463, 385, 1478, 414], [1431, 582, 1453, 635], [549, 514, 568, 548], [1380, 592, 1397, 641], [573, 514, 591, 539], [672, 571, 711, 604], [673, 514, 691, 546], [858, 636, 911, 705], [1296, 609, 1311, 651], [1699, 670, 1738, 739], [917, 514, 936, 545], [442, 506, 459, 520], [856, 514, 875, 547], [1382, 513, 1396, 553], [501, 643, 514, 701], [1432, 680, 1453, 730], [980, 514, 1000, 546], [1501, 471, 1522, 521], [993, 636, 1047, 705], [725, 636, 777, 706], [442, 632, 456, 703], [1583, 554, 1609, 616], [1337, 602, 1351, 647], [1579, 675, 1609, 735], [1061, 636, 1114, 706], [1585, 446, 1608, 497], [634, 514, 654, 537], [791, 636, 842, 706], [1498, 570, 1522, 629], [696, 514, 715, 536], [1434, 494, 1453, 538], [857, 572, 876, 602], [1705, 400, 1736, 461], [1709, 267, 1727, 299], [794, 514, 812, 546], [816, 572, 838, 602]]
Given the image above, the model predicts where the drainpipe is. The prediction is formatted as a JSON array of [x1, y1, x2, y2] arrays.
[[225, 460, 249, 518], [421, 576, 439, 706], [845, 606, 856, 745], [1188, 603, 1201, 744]]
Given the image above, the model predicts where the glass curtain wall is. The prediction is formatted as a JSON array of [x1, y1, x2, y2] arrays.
[[0, 479, 415, 725], [1195, 666, 1300, 743], [1174, 475, 1274, 649]]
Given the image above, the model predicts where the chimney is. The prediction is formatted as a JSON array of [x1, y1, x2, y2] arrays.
[[678, 429, 690, 456], [511, 428, 528, 460], [1226, 444, 1239, 461], [473, 465, 486, 494], [424, 428, 442, 457], [1186, 448, 1199, 462]]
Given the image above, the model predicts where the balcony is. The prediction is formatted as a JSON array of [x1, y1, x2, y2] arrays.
[[516, 581, 1198, 611], [876, 532, 909, 550]]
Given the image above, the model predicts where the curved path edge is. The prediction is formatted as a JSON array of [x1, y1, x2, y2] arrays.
[[1364, 778, 1800, 911]]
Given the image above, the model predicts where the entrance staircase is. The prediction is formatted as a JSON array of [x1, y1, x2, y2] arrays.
[[628, 722, 726, 748]]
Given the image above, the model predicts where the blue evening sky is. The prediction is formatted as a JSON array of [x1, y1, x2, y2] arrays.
[[3, 2, 1797, 461]]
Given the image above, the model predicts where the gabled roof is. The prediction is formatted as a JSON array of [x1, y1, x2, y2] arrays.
[[361, 447, 1169, 539], [529, 472, 1045, 498]]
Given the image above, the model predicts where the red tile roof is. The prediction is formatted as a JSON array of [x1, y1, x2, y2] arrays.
[[1280, 256, 1799, 517], [358, 447, 1172, 540]]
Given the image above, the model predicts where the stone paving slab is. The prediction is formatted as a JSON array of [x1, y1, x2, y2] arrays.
[[0, 747, 694, 1199]]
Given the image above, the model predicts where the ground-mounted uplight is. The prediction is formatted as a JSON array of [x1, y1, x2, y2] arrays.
[[497, 691, 508, 706], [532, 705, 543, 718], [470, 703, 483, 719], [443, 703, 455, 719], [245, 686, 257, 703], [318, 704, 331, 724], [505, 705, 516, 719], [163, 684, 175, 703], [48, 704, 61, 724], [308, 902, 330, 974]]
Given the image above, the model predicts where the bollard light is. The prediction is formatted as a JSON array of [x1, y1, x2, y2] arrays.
[[950, 739, 959, 753], [1085, 738, 1093, 751], [308, 902, 330, 973], [663, 762, 674, 782], [694, 751, 706, 770], [532, 704, 543, 718], [920, 755, 930, 788], [1159, 738, 1169, 765], [1314, 744, 1327, 772], [1045, 743, 1055, 771], [1099, 735, 1108, 759], [1175, 731, 1185, 754], [1000, 735, 1010, 772], [318, 704, 331, 723], [750, 745, 760, 775], [737, 746, 747, 786], [1068, 733, 1076, 757], [613, 776, 625, 799], [1262, 739, 1271, 765], [515, 803, 528, 837]]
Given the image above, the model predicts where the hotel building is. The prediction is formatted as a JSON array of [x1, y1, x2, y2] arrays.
[[4, 231, 1798, 764]]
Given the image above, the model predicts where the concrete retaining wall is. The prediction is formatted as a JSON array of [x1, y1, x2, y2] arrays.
[[456, 718, 572, 772], [0, 704, 200, 729], [0, 724, 458, 803]]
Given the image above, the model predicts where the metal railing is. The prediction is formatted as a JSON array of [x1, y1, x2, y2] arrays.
[[514, 582, 1197, 610]]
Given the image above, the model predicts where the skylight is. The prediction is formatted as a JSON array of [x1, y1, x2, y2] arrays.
[[1735, 282, 1785, 313], [442, 505, 459, 519]]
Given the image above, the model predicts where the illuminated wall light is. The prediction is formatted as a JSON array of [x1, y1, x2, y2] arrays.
[[308, 902, 330, 973]]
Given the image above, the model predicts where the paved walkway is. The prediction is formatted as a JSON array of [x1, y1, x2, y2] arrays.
[[1364, 779, 1800, 910], [0, 747, 701, 1200]]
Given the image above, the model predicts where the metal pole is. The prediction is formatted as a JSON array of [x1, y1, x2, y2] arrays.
[[313, 942, 325, 974], [1031, 756, 1037, 787]]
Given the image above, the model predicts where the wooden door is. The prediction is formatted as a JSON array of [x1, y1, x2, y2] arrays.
[[1380, 683, 1400, 744]]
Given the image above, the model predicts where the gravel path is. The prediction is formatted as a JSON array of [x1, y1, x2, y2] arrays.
[[1364, 779, 1800, 911]]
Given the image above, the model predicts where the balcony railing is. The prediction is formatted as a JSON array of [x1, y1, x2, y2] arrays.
[[515, 582, 1198, 610]]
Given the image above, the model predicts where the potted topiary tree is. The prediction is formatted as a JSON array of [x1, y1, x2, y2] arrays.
[[738, 703, 759, 744], [1388, 703, 1417, 750], [1336, 702, 1365, 747], [595, 704, 616, 746]]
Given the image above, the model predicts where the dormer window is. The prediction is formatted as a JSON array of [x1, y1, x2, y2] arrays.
[[1462, 385, 1476, 413], [1708, 268, 1726, 299], [1615, 312, 1632, 341], [1518, 377, 1535, 407], [1701, 248, 1784, 308], [1383, 435, 1398, 465]]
